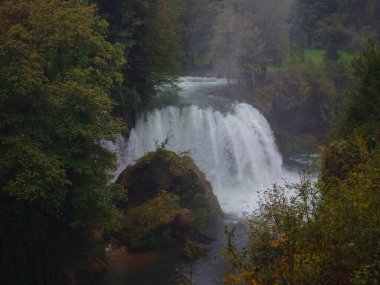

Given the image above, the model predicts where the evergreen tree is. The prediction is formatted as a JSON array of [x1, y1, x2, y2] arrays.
[[336, 40, 380, 143]]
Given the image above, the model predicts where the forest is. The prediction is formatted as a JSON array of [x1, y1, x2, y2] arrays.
[[0, 0, 379, 284]]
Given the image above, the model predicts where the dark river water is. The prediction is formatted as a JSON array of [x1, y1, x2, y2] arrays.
[[100, 215, 247, 285]]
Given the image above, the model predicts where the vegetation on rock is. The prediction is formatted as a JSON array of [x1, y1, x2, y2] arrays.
[[115, 148, 222, 251]]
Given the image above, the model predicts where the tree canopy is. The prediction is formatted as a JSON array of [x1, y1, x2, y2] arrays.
[[0, 0, 125, 283], [92, 0, 181, 117]]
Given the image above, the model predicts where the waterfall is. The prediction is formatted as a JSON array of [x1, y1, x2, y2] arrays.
[[110, 77, 293, 214]]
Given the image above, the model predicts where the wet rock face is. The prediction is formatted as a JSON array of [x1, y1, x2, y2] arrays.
[[115, 148, 222, 251]]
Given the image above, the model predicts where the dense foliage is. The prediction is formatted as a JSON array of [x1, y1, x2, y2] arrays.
[[179, 0, 380, 86], [1, 0, 379, 284], [0, 0, 186, 283], [294, 0, 380, 54], [91, 0, 181, 119], [224, 42, 380, 285], [0, 0, 126, 284], [206, 0, 292, 86]]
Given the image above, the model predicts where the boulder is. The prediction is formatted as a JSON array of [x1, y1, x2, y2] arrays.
[[115, 148, 222, 251]]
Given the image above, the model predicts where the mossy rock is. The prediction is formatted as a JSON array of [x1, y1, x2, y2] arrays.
[[116, 148, 222, 251]]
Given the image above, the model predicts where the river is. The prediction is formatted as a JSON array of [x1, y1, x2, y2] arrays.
[[104, 77, 300, 284]]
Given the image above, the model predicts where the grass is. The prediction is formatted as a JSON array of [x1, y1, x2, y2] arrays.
[[303, 49, 325, 64], [267, 49, 355, 73], [338, 50, 356, 61], [303, 49, 355, 63]]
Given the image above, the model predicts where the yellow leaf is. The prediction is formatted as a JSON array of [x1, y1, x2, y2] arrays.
[[226, 274, 241, 282]]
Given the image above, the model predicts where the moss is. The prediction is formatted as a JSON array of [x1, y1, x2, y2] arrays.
[[115, 149, 222, 251], [121, 192, 181, 249]]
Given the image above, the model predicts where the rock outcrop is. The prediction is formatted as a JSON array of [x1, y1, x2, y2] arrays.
[[115, 148, 222, 251]]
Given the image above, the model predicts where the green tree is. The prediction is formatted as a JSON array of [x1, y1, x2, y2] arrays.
[[336, 40, 380, 141], [316, 13, 351, 60], [179, 0, 218, 69], [294, 0, 338, 47], [210, 2, 239, 85], [224, 41, 380, 285], [237, 26, 265, 89], [317, 40, 380, 285], [294, 0, 380, 52], [0, 0, 126, 283], [253, 0, 291, 68], [93, 0, 181, 113], [210, 0, 291, 87]]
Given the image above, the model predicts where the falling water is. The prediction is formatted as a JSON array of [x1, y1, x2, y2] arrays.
[[110, 77, 294, 215]]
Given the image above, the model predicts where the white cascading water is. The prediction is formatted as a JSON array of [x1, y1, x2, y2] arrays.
[[110, 77, 294, 215]]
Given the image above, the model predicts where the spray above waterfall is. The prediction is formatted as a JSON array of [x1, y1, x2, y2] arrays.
[[110, 77, 295, 215]]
